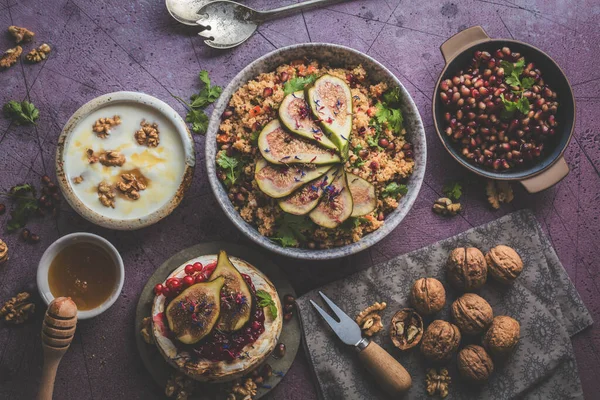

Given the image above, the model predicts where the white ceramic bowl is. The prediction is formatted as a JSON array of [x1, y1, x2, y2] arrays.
[[37, 232, 125, 320], [56, 91, 195, 230]]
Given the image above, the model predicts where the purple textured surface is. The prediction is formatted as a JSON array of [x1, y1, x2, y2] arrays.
[[0, 0, 598, 399]]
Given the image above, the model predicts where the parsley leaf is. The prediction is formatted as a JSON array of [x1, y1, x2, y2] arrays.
[[3, 100, 39, 125], [216, 152, 241, 186], [173, 70, 222, 135], [500, 94, 530, 118], [283, 74, 317, 95], [381, 182, 408, 198], [374, 88, 404, 134], [4, 183, 39, 232], [366, 123, 383, 150], [442, 182, 463, 202], [256, 290, 278, 319], [271, 214, 313, 247]]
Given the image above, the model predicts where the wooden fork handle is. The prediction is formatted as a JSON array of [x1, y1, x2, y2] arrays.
[[38, 347, 64, 400], [357, 341, 412, 396]]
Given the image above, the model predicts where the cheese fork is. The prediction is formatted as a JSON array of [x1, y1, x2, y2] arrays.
[[310, 291, 412, 396]]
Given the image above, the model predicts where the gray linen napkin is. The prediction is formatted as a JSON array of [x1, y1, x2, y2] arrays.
[[296, 210, 593, 400]]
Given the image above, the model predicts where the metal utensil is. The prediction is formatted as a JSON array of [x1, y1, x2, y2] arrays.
[[167, 0, 348, 49], [310, 291, 412, 396]]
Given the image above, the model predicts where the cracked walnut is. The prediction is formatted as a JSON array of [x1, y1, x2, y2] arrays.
[[0, 46, 22, 69], [0, 239, 8, 264], [117, 173, 147, 200], [425, 368, 451, 398], [97, 181, 116, 208], [0, 292, 35, 324], [165, 371, 196, 400], [26, 43, 51, 63], [8, 26, 34, 43], [99, 150, 126, 167], [93, 115, 121, 138], [134, 120, 160, 147], [355, 301, 386, 337]]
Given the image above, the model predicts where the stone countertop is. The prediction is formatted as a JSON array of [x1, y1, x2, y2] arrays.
[[0, 0, 598, 399]]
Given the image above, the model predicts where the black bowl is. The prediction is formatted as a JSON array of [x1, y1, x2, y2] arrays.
[[432, 26, 575, 192]]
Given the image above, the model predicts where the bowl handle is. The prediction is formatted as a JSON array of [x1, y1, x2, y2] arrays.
[[440, 26, 491, 64], [520, 157, 569, 193]]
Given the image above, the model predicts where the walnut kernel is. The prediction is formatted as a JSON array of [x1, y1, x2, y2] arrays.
[[420, 320, 461, 363], [99, 150, 126, 167], [411, 277, 446, 315], [93, 115, 121, 138], [451, 293, 493, 335], [26, 43, 51, 63], [86, 148, 99, 164], [117, 173, 147, 200], [485, 245, 523, 284], [165, 371, 195, 399], [0, 239, 8, 264], [355, 302, 386, 337], [390, 308, 423, 350], [8, 26, 34, 43], [457, 345, 494, 383], [0, 46, 22, 69], [433, 197, 461, 216], [486, 180, 514, 209], [73, 175, 84, 184], [446, 247, 487, 291], [425, 368, 451, 398], [483, 316, 520, 356], [0, 292, 35, 324], [97, 181, 116, 208], [135, 120, 160, 147], [140, 317, 154, 345]]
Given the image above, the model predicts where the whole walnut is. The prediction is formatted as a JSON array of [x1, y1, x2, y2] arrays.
[[411, 278, 446, 315], [485, 245, 523, 284], [457, 345, 494, 383], [483, 316, 520, 356], [420, 320, 461, 363], [451, 293, 493, 335], [446, 247, 487, 291]]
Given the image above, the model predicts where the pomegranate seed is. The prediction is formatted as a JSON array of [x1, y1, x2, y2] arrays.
[[154, 284, 164, 296], [378, 138, 389, 147], [369, 161, 379, 170], [183, 276, 195, 287], [263, 87, 273, 97], [280, 72, 289, 82], [185, 264, 195, 275]]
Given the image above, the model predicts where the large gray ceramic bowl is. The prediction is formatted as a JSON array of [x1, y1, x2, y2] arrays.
[[206, 43, 426, 260]]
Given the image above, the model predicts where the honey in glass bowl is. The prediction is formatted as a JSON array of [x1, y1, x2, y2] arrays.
[[48, 242, 117, 311]]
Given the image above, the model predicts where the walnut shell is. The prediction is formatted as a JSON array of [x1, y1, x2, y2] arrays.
[[483, 316, 520, 356], [410, 278, 446, 315], [451, 293, 493, 335], [457, 345, 494, 383], [485, 245, 523, 284], [390, 308, 423, 350], [420, 320, 461, 363], [446, 247, 487, 291]]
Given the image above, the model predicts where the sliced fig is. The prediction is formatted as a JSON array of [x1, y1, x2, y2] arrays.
[[278, 167, 337, 215], [165, 276, 225, 344], [211, 250, 253, 332], [278, 91, 338, 150], [258, 119, 340, 165], [309, 167, 353, 228], [347, 172, 377, 217], [255, 158, 330, 199], [306, 75, 353, 156]]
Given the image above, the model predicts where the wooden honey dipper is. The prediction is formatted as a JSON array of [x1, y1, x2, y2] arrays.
[[38, 297, 78, 400]]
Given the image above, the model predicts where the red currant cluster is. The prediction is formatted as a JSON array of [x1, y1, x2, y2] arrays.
[[154, 262, 218, 298]]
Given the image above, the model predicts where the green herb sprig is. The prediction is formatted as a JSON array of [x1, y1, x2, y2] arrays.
[[499, 59, 534, 118], [216, 152, 242, 187], [283, 74, 317, 96], [256, 290, 278, 319], [173, 70, 222, 134], [381, 182, 408, 198], [442, 182, 463, 202], [3, 100, 39, 125], [374, 87, 404, 134], [271, 214, 313, 247], [3, 184, 39, 232]]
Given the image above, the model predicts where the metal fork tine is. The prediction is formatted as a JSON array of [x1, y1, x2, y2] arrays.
[[318, 291, 354, 324], [310, 300, 340, 330]]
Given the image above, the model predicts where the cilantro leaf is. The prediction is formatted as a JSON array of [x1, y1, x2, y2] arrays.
[[500, 94, 530, 119], [5, 183, 39, 232], [382, 87, 402, 105], [216, 152, 241, 186], [381, 182, 408, 198], [516, 97, 531, 114], [256, 290, 278, 319], [366, 123, 383, 150], [442, 182, 462, 202], [283, 74, 317, 96], [351, 145, 366, 168], [3, 100, 39, 125], [521, 77, 535, 90], [271, 214, 313, 247], [172, 70, 222, 135], [374, 88, 404, 134]]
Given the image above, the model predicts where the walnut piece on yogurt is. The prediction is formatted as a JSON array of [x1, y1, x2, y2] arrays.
[[97, 181, 116, 208], [134, 120, 160, 147], [93, 115, 121, 138], [117, 173, 147, 200], [99, 150, 126, 167]]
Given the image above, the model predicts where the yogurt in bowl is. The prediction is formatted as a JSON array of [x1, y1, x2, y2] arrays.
[[56, 92, 195, 229]]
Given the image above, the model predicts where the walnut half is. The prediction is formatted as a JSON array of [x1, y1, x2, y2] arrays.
[[26, 43, 51, 63], [117, 173, 147, 200], [93, 115, 121, 138], [0, 239, 8, 264], [390, 308, 423, 350], [425, 368, 451, 398], [165, 371, 196, 400], [8, 26, 35, 43], [97, 181, 116, 208], [0, 46, 22, 69], [99, 150, 126, 167], [0, 292, 35, 324], [355, 302, 386, 337], [135, 120, 160, 147]]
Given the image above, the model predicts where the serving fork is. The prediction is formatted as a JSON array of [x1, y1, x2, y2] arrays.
[[310, 291, 412, 396]]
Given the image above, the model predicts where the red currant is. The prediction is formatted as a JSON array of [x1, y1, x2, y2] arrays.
[[162, 287, 171, 297], [193, 262, 203, 272], [167, 278, 181, 290], [154, 284, 164, 296], [195, 273, 207, 284], [184, 264, 195, 275], [251, 321, 261, 331], [183, 276, 195, 287]]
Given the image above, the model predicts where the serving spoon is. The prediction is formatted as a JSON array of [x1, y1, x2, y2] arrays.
[[166, 0, 349, 49]]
